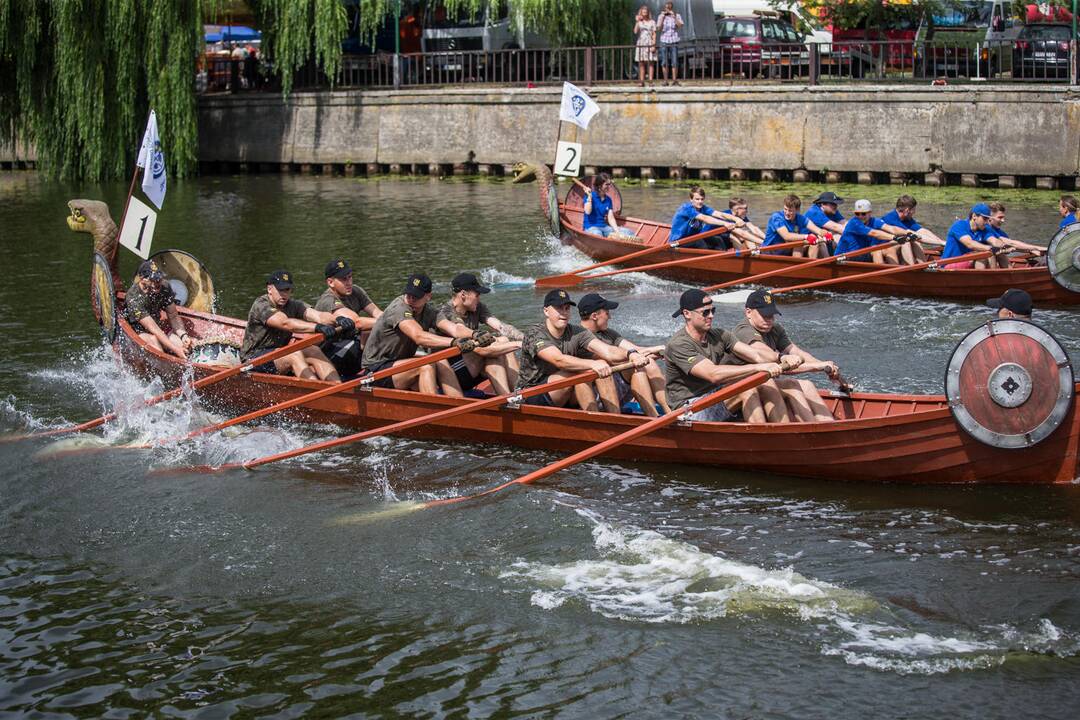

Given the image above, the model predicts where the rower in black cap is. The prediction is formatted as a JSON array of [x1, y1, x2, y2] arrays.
[[664, 288, 788, 424], [124, 259, 191, 359], [435, 272, 522, 395], [360, 273, 490, 395], [515, 289, 630, 412], [987, 288, 1032, 320], [240, 269, 351, 381], [730, 290, 839, 422], [578, 292, 669, 416], [314, 258, 383, 378]]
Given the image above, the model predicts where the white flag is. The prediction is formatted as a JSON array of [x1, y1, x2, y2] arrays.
[[137, 110, 167, 210], [559, 82, 600, 130]]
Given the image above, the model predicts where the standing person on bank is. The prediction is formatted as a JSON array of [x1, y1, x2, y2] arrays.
[[656, 2, 683, 86], [633, 5, 657, 87]]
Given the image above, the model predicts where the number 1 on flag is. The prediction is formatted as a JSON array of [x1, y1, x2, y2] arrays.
[[118, 196, 158, 260]]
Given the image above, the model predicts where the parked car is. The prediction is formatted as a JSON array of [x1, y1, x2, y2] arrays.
[[1012, 23, 1072, 79], [713, 13, 808, 79]]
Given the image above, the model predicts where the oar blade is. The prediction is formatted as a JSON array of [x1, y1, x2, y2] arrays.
[[534, 273, 585, 287], [712, 289, 754, 304]]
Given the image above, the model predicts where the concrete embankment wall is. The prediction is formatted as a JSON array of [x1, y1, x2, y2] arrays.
[[196, 84, 1080, 186], [0, 138, 36, 167]]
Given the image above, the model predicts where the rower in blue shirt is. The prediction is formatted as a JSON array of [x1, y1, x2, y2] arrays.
[[1058, 194, 1080, 229], [984, 201, 1046, 263], [835, 199, 909, 263], [879, 194, 944, 265], [941, 203, 999, 268], [669, 185, 746, 250], [762, 194, 830, 258], [583, 173, 635, 238]]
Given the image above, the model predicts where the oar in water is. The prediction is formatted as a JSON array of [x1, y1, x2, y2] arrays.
[[152, 360, 639, 476], [0, 332, 329, 443], [421, 370, 772, 510], [708, 238, 902, 303], [550, 238, 811, 287], [535, 226, 733, 288], [770, 249, 996, 296], [115, 346, 466, 451]]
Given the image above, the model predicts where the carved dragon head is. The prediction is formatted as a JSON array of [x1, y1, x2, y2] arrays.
[[69, 198, 121, 289]]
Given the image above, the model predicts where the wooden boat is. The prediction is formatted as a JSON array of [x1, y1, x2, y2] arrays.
[[74, 200, 1079, 486], [543, 180, 1080, 306]]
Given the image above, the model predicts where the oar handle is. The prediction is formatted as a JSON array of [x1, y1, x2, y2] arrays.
[[422, 370, 771, 509], [771, 249, 995, 295], [578, 238, 809, 281], [703, 239, 897, 292], [236, 360, 640, 471]]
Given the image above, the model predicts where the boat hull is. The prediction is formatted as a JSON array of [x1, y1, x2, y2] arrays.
[[114, 308, 1080, 485]]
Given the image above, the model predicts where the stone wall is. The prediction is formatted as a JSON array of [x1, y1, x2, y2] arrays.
[[197, 84, 1080, 181]]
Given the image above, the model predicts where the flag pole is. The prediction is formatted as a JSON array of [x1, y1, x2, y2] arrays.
[[119, 109, 152, 234]]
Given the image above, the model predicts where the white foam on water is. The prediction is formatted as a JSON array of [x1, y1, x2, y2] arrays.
[[479, 267, 534, 288], [501, 509, 872, 625]]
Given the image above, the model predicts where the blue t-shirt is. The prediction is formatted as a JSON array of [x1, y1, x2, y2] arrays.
[[880, 209, 922, 232], [985, 224, 1008, 240], [670, 201, 717, 243], [584, 191, 613, 230], [1060, 215, 1077, 229], [805, 204, 844, 229], [941, 219, 988, 260], [763, 211, 810, 248], [836, 216, 885, 255]]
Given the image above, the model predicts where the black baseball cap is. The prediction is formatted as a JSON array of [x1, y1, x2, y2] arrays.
[[987, 288, 1032, 316], [266, 269, 294, 290], [579, 293, 619, 316], [813, 191, 844, 205], [746, 289, 781, 317], [451, 272, 491, 294], [325, 259, 352, 279], [404, 273, 433, 298], [543, 289, 576, 307], [672, 288, 712, 318], [138, 259, 165, 281]]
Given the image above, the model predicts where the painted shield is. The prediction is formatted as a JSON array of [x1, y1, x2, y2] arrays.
[[535, 163, 561, 235], [1046, 222, 1080, 293], [945, 319, 1074, 449], [564, 176, 623, 215], [91, 252, 117, 342], [146, 249, 217, 313]]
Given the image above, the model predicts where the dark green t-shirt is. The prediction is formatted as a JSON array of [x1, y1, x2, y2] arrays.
[[728, 320, 792, 364], [592, 327, 624, 348], [123, 280, 176, 326], [663, 326, 739, 408], [436, 300, 492, 333], [361, 296, 439, 368], [516, 322, 597, 390], [314, 286, 374, 315], [240, 294, 310, 361]]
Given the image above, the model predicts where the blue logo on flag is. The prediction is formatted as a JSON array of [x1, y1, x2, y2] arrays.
[[571, 95, 586, 116], [150, 141, 165, 181]]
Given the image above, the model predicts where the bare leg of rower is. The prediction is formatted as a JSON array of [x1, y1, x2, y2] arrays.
[[301, 347, 341, 382], [503, 350, 520, 388], [900, 242, 925, 265], [482, 357, 511, 395], [741, 381, 790, 424], [777, 379, 816, 422], [645, 359, 670, 414], [596, 375, 622, 414], [573, 382, 599, 412], [627, 369, 660, 417], [436, 360, 464, 397], [275, 351, 316, 380], [796, 379, 835, 421]]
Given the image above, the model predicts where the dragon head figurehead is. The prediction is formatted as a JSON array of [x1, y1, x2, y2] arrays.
[[511, 162, 559, 235], [69, 198, 122, 291]]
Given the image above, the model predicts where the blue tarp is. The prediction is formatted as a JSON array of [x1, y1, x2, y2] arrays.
[[205, 25, 261, 43]]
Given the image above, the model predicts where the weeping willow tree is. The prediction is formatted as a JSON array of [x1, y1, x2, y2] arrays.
[[0, 0, 204, 181], [1, 0, 631, 180]]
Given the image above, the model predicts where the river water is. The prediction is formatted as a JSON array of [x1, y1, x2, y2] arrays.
[[1, 171, 1079, 717]]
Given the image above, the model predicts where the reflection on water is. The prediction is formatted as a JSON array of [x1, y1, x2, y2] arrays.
[[1, 173, 1079, 718]]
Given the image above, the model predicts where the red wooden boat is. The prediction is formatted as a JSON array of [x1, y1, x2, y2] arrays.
[[539, 178, 1080, 306], [73, 199, 1080, 485]]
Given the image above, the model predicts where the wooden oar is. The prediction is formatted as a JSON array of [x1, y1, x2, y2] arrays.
[[535, 225, 734, 288], [552, 238, 810, 286], [128, 346, 464, 450], [153, 360, 639, 475], [422, 370, 772, 510], [771, 249, 996, 295], [0, 332, 328, 443], [706, 239, 900, 301]]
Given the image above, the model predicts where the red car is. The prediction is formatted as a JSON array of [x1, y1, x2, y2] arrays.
[[712, 14, 809, 79]]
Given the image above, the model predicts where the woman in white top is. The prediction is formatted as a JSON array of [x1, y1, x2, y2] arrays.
[[633, 5, 656, 87]]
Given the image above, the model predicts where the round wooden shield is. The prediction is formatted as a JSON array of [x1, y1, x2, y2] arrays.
[[146, 249, 217, 313], [945, 319, 1074, 449], [1047, 222, 1080, 293], [564, 176, 623, 215], [90, 252, 117, 342]]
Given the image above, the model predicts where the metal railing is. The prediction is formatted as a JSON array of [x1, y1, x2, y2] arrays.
[[197, 39, 1078, 93]]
